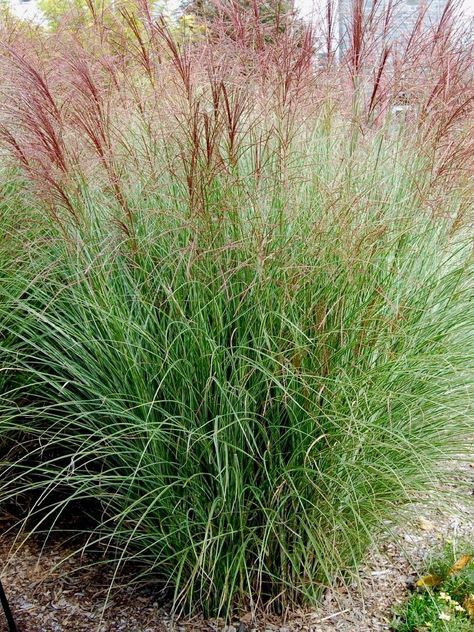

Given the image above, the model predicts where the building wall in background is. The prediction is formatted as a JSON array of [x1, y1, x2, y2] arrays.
[[338, 0, 448, 51], [8, 0, 42, 21]]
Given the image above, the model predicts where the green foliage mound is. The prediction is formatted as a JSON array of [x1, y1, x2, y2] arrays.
[[1, 127, 472, 615]]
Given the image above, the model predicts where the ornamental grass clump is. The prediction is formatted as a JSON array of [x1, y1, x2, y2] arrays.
[[0, 0, 473, 618]]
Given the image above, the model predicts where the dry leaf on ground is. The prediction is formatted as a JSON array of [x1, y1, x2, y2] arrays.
[[448, 555, 472, 575], [416, 517, 435, 532], [416, 574, 443, 588], [463, 594, 474, 617]]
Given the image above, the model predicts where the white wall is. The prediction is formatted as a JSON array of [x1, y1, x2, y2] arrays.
[[8, 0, 42, 22]]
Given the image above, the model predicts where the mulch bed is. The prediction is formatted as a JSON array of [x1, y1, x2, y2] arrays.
[[1, 465, 472, 632]]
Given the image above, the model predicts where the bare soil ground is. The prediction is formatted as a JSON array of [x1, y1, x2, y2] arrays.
[[1, 466, 472, 632]]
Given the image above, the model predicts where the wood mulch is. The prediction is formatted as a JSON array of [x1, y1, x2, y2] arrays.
[[1, 465, 472, 632]]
